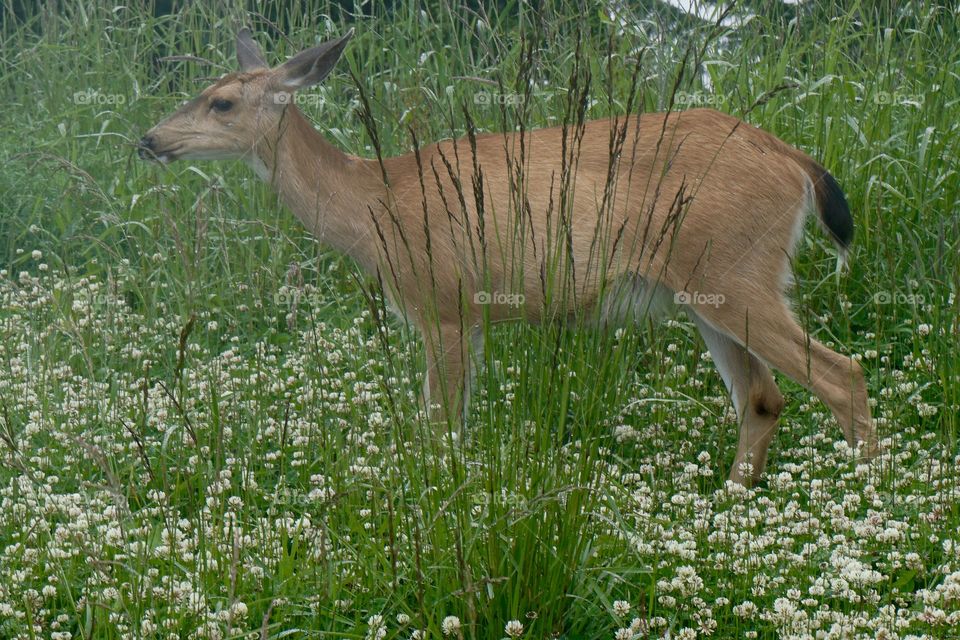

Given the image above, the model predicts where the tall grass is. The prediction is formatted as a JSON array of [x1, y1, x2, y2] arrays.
[[0, 1, 958, 638]]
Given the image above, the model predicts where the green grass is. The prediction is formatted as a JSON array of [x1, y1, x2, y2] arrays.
[[1, 1, 958, 638]]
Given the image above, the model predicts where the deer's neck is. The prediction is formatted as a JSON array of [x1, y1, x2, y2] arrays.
[[250, 107, 386, 271]]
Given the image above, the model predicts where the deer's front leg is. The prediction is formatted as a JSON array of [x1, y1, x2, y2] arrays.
[[421, 322, 469, 433]]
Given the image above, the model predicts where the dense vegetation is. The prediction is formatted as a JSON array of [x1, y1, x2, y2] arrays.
[[1, 1, 957, 638]]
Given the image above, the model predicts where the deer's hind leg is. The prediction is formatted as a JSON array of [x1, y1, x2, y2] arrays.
[[692, 296, 878, 465], [691, 312, 785, 485]]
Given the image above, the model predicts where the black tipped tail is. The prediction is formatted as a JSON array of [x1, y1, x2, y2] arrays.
[[807, 162, 854, 251]]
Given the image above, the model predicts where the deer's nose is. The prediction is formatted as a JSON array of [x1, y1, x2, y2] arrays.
[[137, 135, 155, 159]]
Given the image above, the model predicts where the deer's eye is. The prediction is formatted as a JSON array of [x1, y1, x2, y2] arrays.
[[211, 98, 234, 113]]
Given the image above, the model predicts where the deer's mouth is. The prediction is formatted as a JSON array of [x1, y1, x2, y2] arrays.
[[137, 136, 182, 163], [139, 147, 181, 163]]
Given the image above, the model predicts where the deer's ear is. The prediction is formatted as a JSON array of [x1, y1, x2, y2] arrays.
[[237, 28, 268, 71], [275, 29, 353, 91]]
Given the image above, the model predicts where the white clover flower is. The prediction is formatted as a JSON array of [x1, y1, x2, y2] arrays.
[[612, 600, 631, 617], [441, 615, 461, 636], [141, 618, 157, 635], [366, 614, 386, 640], [917, 403, 938, 417], [230, 601, 248, 620], [504, 619, 523, 637]]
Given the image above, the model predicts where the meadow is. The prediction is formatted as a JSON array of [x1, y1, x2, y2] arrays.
[[0, 1, 958, 638]]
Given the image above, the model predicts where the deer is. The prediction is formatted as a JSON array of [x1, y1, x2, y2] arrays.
[[138, 28, 880, 485]]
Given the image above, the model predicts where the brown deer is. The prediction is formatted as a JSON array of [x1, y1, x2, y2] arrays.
[[139, 29, 879, 485]]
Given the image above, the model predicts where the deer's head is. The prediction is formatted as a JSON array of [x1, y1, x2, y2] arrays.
[[138, 28, 353, 164]]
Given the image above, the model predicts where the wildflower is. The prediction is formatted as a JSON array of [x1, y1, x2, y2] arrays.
[[629, 618, 649, 635], [733, 601, 757, 618], [504, 619, 524, 637], [366, 614, 386, 640], [230, 601, 248, 621], [613, 600, 631, 617], [442, 615, 461, 636]]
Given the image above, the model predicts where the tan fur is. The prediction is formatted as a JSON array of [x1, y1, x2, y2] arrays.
[[141, 32, 879, 485]]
